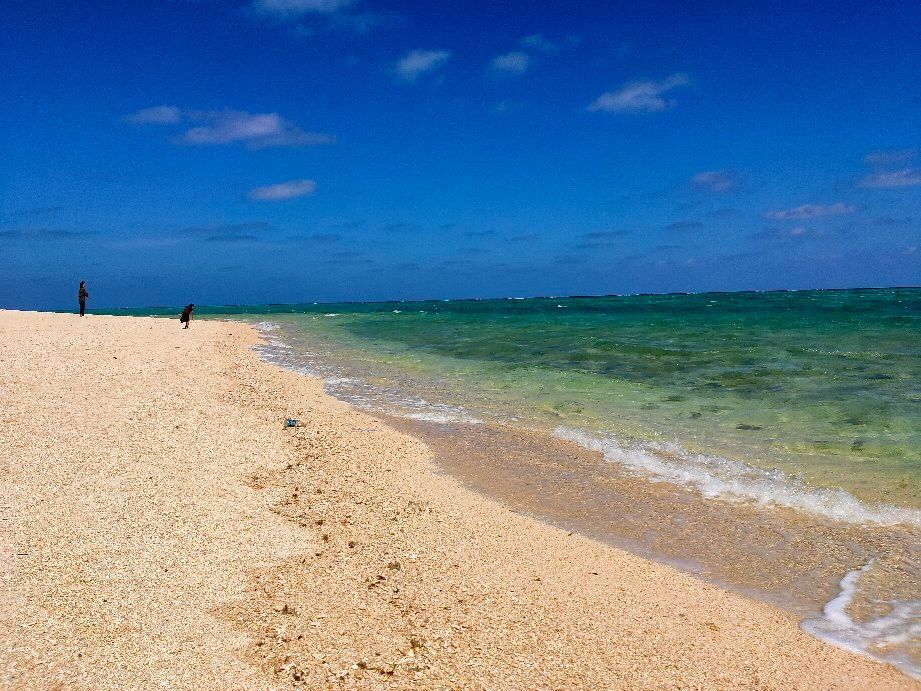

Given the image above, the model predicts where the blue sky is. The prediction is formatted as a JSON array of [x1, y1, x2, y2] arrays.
[[1, 0, 919, 308]]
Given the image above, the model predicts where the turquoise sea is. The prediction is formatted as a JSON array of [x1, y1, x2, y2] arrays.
[[105, 287, 921, 677], [150, 287, 921, 510]]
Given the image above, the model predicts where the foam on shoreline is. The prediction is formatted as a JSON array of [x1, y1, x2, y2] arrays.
[[553, 426, 921, 529], [252, 321, 483, 425], [4, 310, 913, 688], [249, 317, 921, 681], [803, 562, 921, 681]]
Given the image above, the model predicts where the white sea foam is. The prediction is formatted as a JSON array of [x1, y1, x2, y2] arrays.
[[252, 323, 482, 425], [553, 427, 921, 528], [802, 561, 921, 680], [389, 396, 483, 424], [401, 410, 476, 424]]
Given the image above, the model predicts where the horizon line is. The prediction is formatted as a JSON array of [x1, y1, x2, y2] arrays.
[[35, 284, 921, 313]]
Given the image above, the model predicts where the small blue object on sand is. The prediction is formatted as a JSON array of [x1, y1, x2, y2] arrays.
[[285, 418, 298, 428]]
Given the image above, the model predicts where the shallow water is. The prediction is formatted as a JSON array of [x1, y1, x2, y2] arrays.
[[105, 287, 921, 679], [173, 289, 921, 508]]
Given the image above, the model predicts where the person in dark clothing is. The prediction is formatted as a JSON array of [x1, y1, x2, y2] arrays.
[[180, 303, 194, 329], [78, 281, 89, 317]]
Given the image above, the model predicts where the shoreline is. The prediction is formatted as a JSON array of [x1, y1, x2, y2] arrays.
[[381, 414, 921, 607], [2, 310, 915, 688], [249, 314, 921, 676]]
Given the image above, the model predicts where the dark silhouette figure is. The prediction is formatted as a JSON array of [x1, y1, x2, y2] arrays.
[[78, 281, 89, 317], [180, 303, 194, 329]]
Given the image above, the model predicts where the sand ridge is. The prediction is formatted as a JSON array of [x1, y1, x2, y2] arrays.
[[0, 310, 914, 689]]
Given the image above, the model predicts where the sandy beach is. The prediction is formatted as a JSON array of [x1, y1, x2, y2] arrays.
[[1, 310, 915, 689]]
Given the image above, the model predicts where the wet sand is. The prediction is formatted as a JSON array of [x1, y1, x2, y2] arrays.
[[383, 417, 921, 620], [1, 310, 915, 689]]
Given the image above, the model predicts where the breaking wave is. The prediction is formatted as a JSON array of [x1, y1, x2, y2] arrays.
[[553, 427, 921, 528]]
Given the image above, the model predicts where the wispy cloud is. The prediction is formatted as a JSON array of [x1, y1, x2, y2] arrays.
[[0, 227, 92, 240], [437, 258, 477, 271], [574, 240, 622, 249], [579, 230, 629, 240], [126, 107, 335, 149], [182, 110, 333, 148], [184, 222, 271, 243], [328, 9, 390, 33], [553, 254, 585, 265], [488, 34, 569, 79], [289, 232, 342, 244], [248, 179, 317, 201], [320, 219, 365, 230], [489, 51, 530, 77], [750, 226, 824, 243], [395, 49, 451, 81], [864, 148, 918, 166], [184, 222, 270, 234], [382, 222, 415, 232], [308, 233, 342, 243], [2, 206, 65, 221], [588, 73, 690, 113], [257, 0, 391, 36], [203, 232, 259, 243], [251, 0, 354, 20], [125, 105, 181, 124], [520, 34, 558, 54], [857, 168, 921, 188], [323, 255, 373, 266], [856, 148, 921, 188], [691, 170, 735, 193], [509, 233, 538, 242], [663, 220, 703, 231], [28, 206, 65, 216], [764, 203, 856, 220]]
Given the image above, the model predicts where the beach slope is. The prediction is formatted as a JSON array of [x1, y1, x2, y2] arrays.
[[0, 311, 913, 689]]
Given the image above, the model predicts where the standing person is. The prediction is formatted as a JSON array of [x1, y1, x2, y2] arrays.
[[180, 303, 194, 329], [78, 281, 89, 317]]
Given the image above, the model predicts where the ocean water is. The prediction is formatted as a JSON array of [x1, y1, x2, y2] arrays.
[[105, 287, 921, 678], [176, 288, 921, 508]]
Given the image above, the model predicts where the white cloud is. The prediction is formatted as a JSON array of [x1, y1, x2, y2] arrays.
[[252, 0, 354, 19], [588, 73, 690, 113], [126, 105, 182, 124], [127, 106, 334, 149], [520, 34, 557, 54], [490, 51, 530, 77], [858, 167, 921, 188], [764, 202, 856, 220], [691, 170, 735, 193], [182, 110, 334, 148], [248, 179, 317, 201], [395, 49, 451, 81]]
